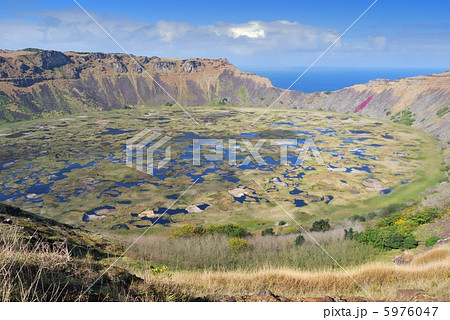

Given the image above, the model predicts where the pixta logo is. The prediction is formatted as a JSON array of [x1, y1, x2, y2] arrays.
[[125, 130, 325, 176], [126, 129, 172, 175]]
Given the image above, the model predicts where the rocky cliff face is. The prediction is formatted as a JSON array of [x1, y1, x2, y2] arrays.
[[288, 73, 450, 145], [0, 49, 272, 121], [0, 49, 448, 161]]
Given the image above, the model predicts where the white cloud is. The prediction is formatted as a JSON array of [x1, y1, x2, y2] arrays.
[[229, 21, 265, 39], [151, 21, 193, 42], [0, 8, 448, 68], [0, 9, 339, 55]]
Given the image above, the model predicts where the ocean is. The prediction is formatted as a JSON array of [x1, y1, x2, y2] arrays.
[[244, 67, 448, 93]]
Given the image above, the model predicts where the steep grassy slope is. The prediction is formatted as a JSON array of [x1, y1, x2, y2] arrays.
[[0, 202, 192, 301]]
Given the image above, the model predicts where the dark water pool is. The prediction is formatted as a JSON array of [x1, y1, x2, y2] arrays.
[[294, 199, 308, 207], [99, 128, 136, 135]]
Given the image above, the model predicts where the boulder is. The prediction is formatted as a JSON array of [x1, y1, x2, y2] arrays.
[[138, 210, 157, 218], [186, 205, 202, 213]]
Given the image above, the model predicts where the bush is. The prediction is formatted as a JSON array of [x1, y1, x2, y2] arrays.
[[392, 110, 415, 126], [22, 47, 43, 52], [206, 223, 249, 238], [294, 234, 305, 246], [227, 237, 248, 253], [278, 220, 287, 226], [384, 231, 405, 250], [348, 215, 365, 222], [366, 211, 379, 221], [403, 236, 418, 249], [122, 105, 132, 109], [376, 212, 403, 227], [310, 219, 331, 232], [261, 228, 275, 237], [169, 224, 205, 237], [324, 90, 331, 95], [358, 227, 413, 250], [425, 236, 440, 247], [169, 223, 250, 238], [344, 228, 357, 240], [219, 98, 228, 105], [409, 207, 441, 226], [164, 102, 173, 107], [436, 106, 449, 117], [381, 203, 406, 217]]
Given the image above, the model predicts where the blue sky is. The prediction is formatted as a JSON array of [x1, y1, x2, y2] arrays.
[[1, 0, 449, 69]]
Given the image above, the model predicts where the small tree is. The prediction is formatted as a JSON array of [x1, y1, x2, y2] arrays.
[[261, 228, 275, 236], [294, 234, 305, 246], [310, 219, 331, 232], [219, 97, 228, 105]]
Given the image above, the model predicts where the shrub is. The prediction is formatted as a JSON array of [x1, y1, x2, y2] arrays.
[[170, 223, 249, 238], [164, 102, 173, 107], [344, 228, 357, 240], [384, 231, 405, 250], [358, 228, 383, 249], [261, 228, 275, 236], [376, 212, 403, 227], [358, 227, 413, 250], [436, 106, 449, 117], [392, 109, 415, 126], [425, 236, 440, 247], [294, 234, 305, 246], [169, 224, 205, 237], [22, 47, 43, 52], [206, 223, 249, 238], [366, 211, 379, 221], [348, 215, 365, 222], [122, 105, 132, 109], [219, 98, 228, 105], [227, 237, 248, 253], [150, 265, 171, 278], [238, 87, 248, 103], [278, 220, 287, 226], [310, 219, 331, 232], [409, 207, 441, 226], [403, 236, 418, 249], [381, 203, 406, 217]]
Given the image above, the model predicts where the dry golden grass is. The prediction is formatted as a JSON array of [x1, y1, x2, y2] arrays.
[[412, 246, 450, 266], [0, 226, 72, 301], [139, 244, 450, 301]]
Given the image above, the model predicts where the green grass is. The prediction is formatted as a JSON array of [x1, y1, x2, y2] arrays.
[[325, 127, 444, 220], [238, 87, 248, 103], [391, 109, 415, 126], [436, 106, 449, 118], [0, 106, 444, 232]]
